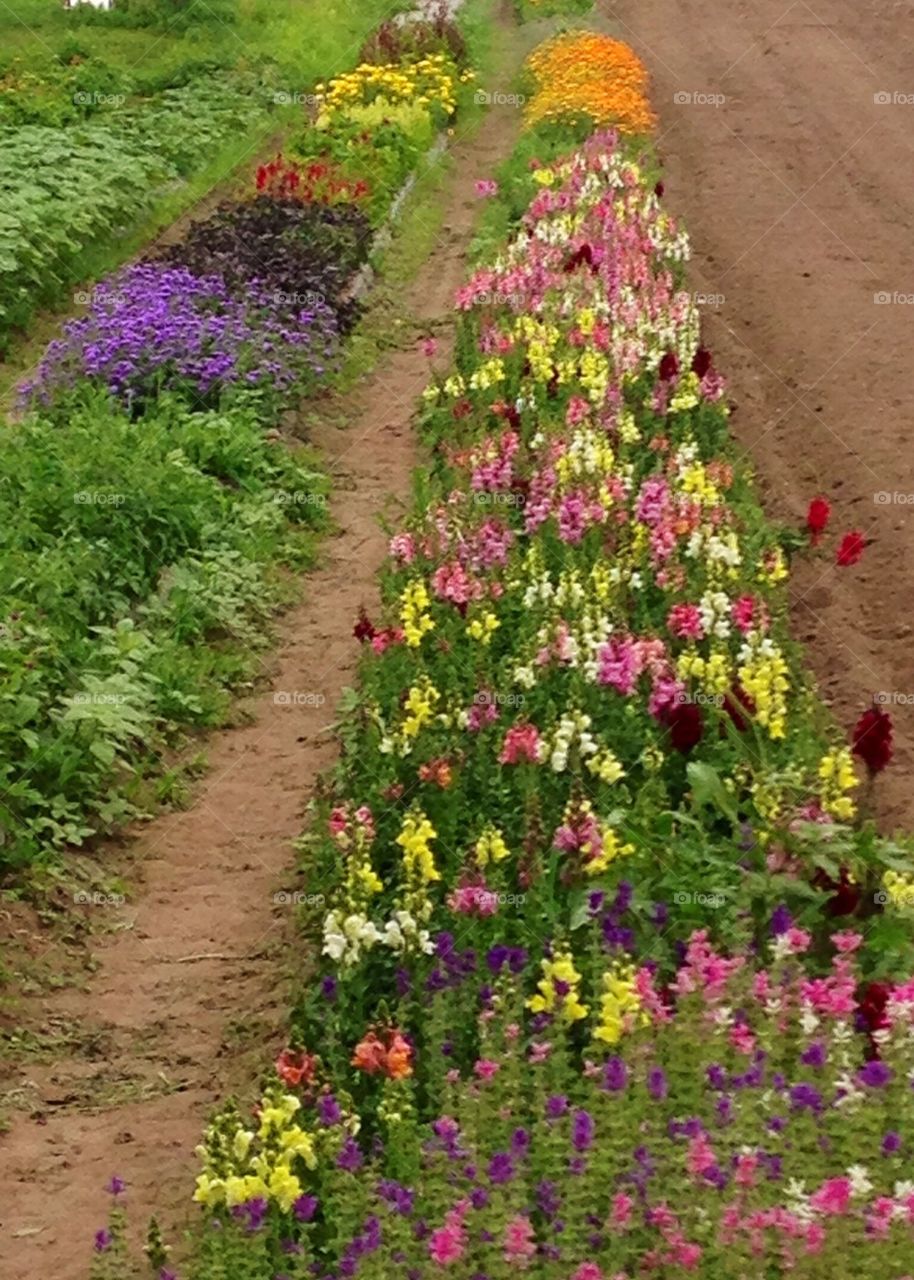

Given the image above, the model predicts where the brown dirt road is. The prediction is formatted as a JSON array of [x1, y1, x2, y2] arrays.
[[0, 70, 524, 1280], [603, 0, 914, 829]]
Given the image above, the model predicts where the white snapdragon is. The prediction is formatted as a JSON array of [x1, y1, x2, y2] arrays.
[[848, 1165, 873, 1198], [699, 590, 732, 640], [381, 909, 434, 956], [322, 911, 382, 966]]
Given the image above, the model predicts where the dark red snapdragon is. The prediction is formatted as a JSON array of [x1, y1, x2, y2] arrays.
[[852, 706, 893, 776]]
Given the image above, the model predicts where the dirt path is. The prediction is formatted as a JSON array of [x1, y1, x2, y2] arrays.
[[0, 72, 523, 1280], [604, 0, 914, 829]]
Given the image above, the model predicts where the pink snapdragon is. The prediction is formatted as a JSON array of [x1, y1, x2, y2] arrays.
[[449, 880, 499, 917], [429, 1200, 470, 1264], [609, 1192, 634, 1231], [503, 1215, 536, 1264], [389, 531, 416, 563], [499, 723, 542, 765], [687, 1133, 717, 1178], [671, 930, 745, 1001], [667, 603, 704, 640], [809, 1177, 852, 1217], [831, 930, 863, 953], [732, 593, 768, 634], [432, 560, 483, 605], [596, 635, 642, 695]]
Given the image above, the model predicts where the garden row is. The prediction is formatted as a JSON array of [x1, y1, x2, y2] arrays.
[[0, 2, 479, 873], [113, 30, 914, 1280], [0, 0, 410, 350]]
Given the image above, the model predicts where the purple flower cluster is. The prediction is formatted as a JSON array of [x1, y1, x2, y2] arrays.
[[20, 263, 339, 411]]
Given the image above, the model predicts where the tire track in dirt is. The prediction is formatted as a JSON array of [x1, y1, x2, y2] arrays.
[[0, 65, 523, 1280], [604, 0, 914, 829]]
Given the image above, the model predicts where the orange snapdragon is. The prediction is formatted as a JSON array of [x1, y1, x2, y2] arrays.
[[275, 1047, 319, 1088], [352, 1028, 414, 1079]]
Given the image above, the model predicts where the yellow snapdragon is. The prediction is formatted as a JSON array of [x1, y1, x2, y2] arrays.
[[585, 748, 626, 785], [528, 948, 588, 1022], [883, 869, 914, 908], [474, 825, 511, 868], [738, 641, 790, 739], [584, 824, 635, 874], [402, 677, 440, 737], [817, 747, 858, 821], [400, 578, 435, 648], [758, 547, 789, 585], [396, 808, 440, 884], [594, 962, 647, 1045], [466, 610, 500, 644]]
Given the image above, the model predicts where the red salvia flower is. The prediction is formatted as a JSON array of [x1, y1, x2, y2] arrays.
[[254, 152, 368, 207], [805, 495, 831, 544], [852, 706, 893, 775], [836, 530, 865, 566]]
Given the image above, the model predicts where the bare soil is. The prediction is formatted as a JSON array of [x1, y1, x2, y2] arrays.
[[605, 0, 914, 829], [0, 85, 522, 1280]]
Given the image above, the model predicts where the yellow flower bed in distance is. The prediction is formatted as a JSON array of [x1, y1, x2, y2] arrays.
[[315, 54, 467, 127], [524, 31, 657, 134]]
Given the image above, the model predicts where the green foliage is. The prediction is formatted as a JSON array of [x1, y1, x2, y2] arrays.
[[90, 0, 241, 32], [0, 394, 328, 872], [515, 0, 593, 18], [0, 0, 402, 350], [0, 68, 278, 347]]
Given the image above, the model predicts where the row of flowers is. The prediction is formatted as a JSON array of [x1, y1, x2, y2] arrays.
[[182, 931, 914, 1276], [22, 36, 476, 415], [255, 37, 475, 227], [3, 11, 476, 871], [93, 26, 914, 1280]]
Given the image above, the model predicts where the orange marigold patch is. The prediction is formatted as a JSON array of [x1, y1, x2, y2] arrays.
[[524, 31, 656, 135]]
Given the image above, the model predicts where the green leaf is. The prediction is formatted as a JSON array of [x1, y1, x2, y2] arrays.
[[686, 762, 739, 825], [88, 740, 117, 767]]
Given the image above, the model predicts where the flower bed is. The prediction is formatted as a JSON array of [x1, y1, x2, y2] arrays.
[[186, 933, 914, 1276], [523, 31, 657, 135], [0, 0, 406, 351], [88, 27, 914, 1280], [292, 124, 908, 1055], [1, 3, 478, 875], [276, 47, 477, 228], [19, 262, 339, 414], [0, 69, 278, 351]]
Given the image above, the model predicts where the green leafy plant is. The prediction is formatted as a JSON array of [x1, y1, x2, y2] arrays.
[[0, 393, 327, 872]]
